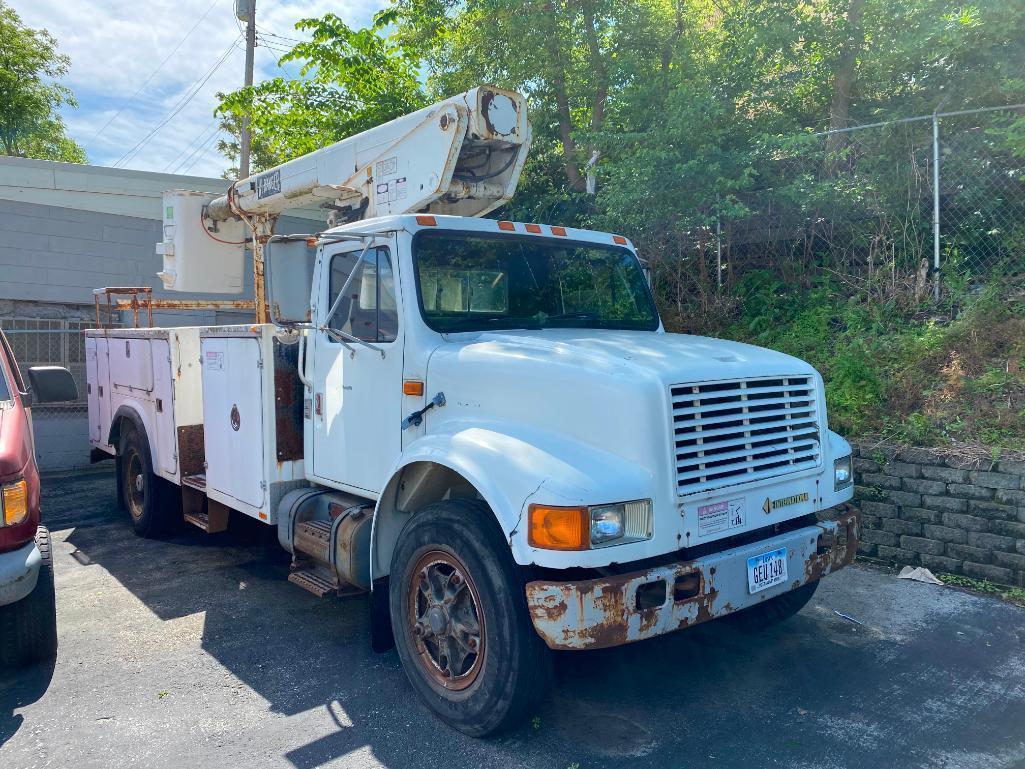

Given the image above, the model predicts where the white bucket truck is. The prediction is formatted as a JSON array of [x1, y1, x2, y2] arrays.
[[86, 85, 860, 736]]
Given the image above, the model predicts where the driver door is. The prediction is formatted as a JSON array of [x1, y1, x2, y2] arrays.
[[310, 240, 402, 494]]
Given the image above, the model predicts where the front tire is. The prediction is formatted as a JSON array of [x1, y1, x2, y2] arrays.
[[0, 526, 58, 667], [723, 579, 819, 630], [389, 499, 551, 737]]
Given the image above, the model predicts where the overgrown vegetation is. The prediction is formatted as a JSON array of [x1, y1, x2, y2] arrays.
[[938, 572, 1025, 606], [728, 273, 1025, 451]]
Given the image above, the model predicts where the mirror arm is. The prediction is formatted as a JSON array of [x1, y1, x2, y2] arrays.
[[320, 327, 385, 358], [323, 237, 376, 323], [296, 332, 312, 391]]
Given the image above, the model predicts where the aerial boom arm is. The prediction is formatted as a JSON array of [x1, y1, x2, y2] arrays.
[[156, 85, 530, 310], [207, 85, 530, 224]]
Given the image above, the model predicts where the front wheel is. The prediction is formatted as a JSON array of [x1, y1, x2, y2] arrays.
[[723, 579, 819, 630], [0, 526, 58, 667], [389, 498, 551, 737]]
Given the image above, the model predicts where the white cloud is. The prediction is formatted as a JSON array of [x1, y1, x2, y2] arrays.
[[10, 0, 387, 177]]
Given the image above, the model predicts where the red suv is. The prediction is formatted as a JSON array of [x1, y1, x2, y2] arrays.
[[0, 330, 77, 667]]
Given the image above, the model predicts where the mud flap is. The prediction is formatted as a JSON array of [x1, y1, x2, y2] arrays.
[[369, 577, 395, 653]]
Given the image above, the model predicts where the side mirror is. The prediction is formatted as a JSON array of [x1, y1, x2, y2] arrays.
[[266, 238, 317, 325], [28, 366, 78, 404]]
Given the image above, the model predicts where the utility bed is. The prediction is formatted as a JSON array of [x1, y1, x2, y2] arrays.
[[86, 324, 307, 524]]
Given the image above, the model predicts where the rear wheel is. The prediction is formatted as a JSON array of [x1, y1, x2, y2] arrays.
[[723, 579, 819, 630], [0, 526, 58, 667], [119, 424, 176, 537], [390, 498, 551, 736]]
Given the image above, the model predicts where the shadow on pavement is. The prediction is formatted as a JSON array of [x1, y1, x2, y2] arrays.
[[43, 472, 1025, 769], [0, 657, 56, 748]]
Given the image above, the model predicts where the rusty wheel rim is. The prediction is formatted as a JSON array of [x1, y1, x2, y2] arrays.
[[407, 550, 486, 691], [124, 449, 145, 521]]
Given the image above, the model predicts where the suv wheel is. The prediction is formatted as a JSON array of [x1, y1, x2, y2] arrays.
[[0, 526, 58, 667]]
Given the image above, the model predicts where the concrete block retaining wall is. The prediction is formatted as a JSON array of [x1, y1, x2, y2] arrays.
[[851, 442, 1025, 587]]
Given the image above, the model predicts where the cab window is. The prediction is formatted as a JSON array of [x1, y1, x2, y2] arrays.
[[327, 247, 398, 343]]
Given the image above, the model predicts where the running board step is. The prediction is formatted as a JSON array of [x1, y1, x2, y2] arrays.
[[288, 568, 337, 597], [183, 498, 229, 533]]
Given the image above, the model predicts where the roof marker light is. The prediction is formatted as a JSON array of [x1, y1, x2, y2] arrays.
[[416, 215, 437, 226], [551, 226, 567, 236], [613, 235, 628, 245], [525, 223, 542, 234], [497, 220, 515, 231]]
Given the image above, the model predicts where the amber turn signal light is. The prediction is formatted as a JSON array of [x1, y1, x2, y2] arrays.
[[403, 380, 425, 396], [2, 479, 29, 527], [528, 504, 588, 550]]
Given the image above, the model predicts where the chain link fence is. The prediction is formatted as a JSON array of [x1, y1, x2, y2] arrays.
[[2, 322, 94, 418], [654, 104, 1025, 330]]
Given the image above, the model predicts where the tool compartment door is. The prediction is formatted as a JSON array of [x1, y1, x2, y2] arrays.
[[95, 336, 112, 447], [202, 336, 266, 509], [85, 336, 100, 443], [152, 339, 178, 477], [110, 337, 154, 394]]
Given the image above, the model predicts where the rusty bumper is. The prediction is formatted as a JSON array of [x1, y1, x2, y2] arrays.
[[525, 505, 861, 650]]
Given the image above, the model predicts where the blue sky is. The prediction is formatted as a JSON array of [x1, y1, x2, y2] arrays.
[[11, 0, 389, 178]]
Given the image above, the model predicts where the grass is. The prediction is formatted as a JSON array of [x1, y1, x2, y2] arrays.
[[936, 572, 1025, 607]]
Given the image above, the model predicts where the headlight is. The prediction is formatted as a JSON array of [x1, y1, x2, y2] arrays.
[[528, 499, 653, 550], [834, 455, 853, 491], [1, 478, 29, 527]]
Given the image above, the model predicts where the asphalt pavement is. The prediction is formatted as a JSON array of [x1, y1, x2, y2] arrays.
[[2, 470, 1024, 769]]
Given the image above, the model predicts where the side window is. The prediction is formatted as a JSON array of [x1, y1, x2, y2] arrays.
[[327, 247, 398, 343]]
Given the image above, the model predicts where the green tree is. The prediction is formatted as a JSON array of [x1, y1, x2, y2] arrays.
[[215, 11, 426, 176], [0, 1, 85, 162]]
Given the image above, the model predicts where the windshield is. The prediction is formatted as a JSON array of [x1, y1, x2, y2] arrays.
[[413, 231, 659, 333], [0, 334, 12, 402]]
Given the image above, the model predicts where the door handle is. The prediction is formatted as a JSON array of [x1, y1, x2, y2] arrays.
[[401, 392, 445, 430]]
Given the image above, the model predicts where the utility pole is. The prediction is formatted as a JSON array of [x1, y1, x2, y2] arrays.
[[238, 0, 256, 180]]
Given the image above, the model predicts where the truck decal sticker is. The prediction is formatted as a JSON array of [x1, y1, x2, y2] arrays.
[[763, 492, 810, 514], [257, 169, 281, 199], [697, 497, 746, 535]]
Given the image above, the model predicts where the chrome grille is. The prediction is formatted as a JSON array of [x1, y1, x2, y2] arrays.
[[671, 376, 821, 495]]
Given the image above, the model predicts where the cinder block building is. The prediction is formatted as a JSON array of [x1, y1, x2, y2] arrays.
[[0, 156, 322, 470]]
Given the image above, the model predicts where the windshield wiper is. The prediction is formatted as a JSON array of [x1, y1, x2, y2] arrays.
[[440, 315, 542, 331], [545, 312, 601, 322]]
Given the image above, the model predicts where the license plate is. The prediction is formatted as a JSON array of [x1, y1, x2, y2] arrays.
[[747, 548, 788, 594]]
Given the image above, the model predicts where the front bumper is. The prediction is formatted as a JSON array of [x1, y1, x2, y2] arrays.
[[525, 505, 860, 650], [0, 539, 42, 607]]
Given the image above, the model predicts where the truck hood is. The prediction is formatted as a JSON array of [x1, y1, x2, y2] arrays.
[[437, 329, 816, 385], [425, 328, 822, 479]]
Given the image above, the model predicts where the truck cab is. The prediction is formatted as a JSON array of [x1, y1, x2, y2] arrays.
[[268, 212, 860, 729]]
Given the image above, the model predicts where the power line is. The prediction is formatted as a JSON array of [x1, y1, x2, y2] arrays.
[[86, 0, 222, 145], [173, 122, 223, 175], [114, 36, 241, 168], [180, 132, 225, 175], [165, 117, 220, 172]]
